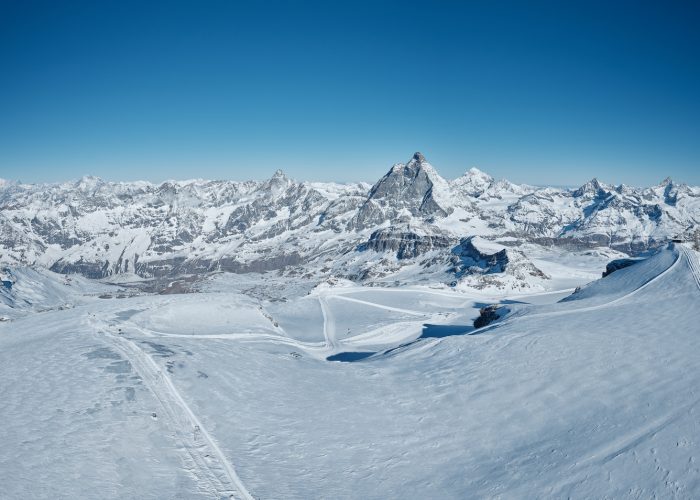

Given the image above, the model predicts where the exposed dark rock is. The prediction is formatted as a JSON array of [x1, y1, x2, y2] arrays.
[[473, 305, 507, 329], [602, 258, 642, 277], [450, 237, 509, 277], [358, 226, 453, 259]]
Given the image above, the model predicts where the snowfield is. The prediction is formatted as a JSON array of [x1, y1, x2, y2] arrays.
[[1, 244, 700, 498]]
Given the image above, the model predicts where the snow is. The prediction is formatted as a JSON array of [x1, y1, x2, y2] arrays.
[[2, 245, 699, 497]]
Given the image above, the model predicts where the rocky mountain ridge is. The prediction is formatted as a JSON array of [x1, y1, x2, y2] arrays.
[[1, 153, 698, 289]]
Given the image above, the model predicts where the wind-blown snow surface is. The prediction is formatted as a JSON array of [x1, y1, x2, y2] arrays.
[[1, 244, 700, 498]]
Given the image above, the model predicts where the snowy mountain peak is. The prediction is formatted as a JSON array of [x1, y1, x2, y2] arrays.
[[263, 169, 293, 193], [466, 167, 492, 179], [385, 153, 444, 183], [351, 152, 450, 229], [573, 177, 607, 197], [659, 176, 673, 187], [409, 151, 427, 163], [451, 167, 495, 198], [272, 169, 287, 179], [404, 153, 448, 187]]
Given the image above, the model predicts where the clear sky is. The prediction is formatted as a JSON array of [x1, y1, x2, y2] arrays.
[[1, 0, 698, 186]]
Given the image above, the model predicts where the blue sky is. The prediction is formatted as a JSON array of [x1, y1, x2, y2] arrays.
[[1, 1, 698, 186]]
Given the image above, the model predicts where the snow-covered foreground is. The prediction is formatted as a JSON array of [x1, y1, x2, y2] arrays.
[[1, 245, 700, 498]]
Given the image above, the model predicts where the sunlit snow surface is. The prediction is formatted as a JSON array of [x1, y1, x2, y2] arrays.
[[2, 245, 700, 498]]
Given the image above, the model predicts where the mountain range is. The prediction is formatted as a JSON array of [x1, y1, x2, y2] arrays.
[[1, 153, 698, 289]]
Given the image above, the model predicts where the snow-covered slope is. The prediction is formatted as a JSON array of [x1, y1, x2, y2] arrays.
[[1, 154, 698, 291], [0, 266, 119, 319], [2, 244, 699, 498]]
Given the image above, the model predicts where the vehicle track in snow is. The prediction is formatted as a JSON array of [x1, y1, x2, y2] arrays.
[[86, 317, 254, 500], [680, 245, 700, 290]]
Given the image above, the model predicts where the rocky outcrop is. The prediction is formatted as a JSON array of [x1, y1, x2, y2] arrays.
[[449, 237, 509, 277], [602, 258, 642, 277], [358, 226, 453, 260], [473, 305, 508, 329]]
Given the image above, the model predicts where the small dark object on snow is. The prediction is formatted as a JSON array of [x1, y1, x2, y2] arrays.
[[474, 305, 503, 329]]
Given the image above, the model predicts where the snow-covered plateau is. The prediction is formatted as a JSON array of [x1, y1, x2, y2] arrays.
[[1, 154, 700, 498]]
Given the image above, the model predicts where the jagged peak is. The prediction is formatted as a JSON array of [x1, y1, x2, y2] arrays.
[[402, 152, 431, 172], [573, 177, 607, 197], [410, 151, 426, 163], [383, 153, 445, 183], [261, 168, 293, 196], [658, 176, 673, 187]]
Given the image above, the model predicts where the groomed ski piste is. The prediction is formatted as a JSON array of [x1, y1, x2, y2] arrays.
[[1, 243, 700, 498]]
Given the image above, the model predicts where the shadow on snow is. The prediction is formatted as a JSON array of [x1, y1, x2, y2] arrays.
[[326, 323, 475, 362]]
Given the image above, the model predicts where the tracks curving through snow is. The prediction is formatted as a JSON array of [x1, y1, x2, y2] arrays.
[[680, 245, 700, 291], [87, 317, 254, 500]]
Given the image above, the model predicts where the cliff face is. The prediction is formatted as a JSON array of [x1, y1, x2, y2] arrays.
[[359, 226, 453, 260], [450, 237, 509, 277]]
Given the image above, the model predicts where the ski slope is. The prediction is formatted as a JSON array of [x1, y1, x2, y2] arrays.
[[1, 245, 699, 498]]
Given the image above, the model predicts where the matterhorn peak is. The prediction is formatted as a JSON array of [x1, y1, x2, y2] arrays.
[[404, 152, 447, 184], [410, 151, 427, 163]]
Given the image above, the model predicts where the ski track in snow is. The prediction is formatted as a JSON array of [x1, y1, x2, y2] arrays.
[[319, 295, 339, 351], [87, 317, 254, 500], [329, 294, 429, 317], [681, 245, 700, 290]]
